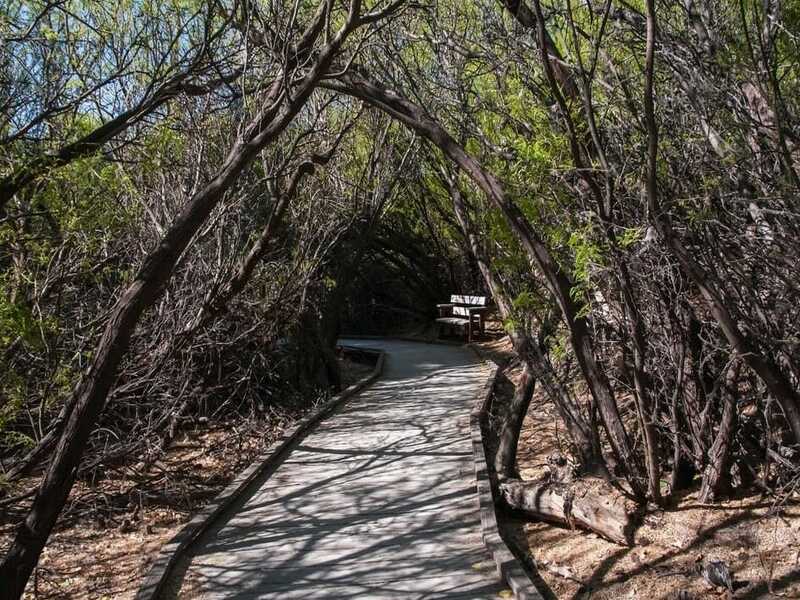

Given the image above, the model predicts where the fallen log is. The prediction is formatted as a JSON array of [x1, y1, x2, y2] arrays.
[[499, 477, 638, 546]]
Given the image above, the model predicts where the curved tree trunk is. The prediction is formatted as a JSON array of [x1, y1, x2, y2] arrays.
[[641, 1, 800, 444], [699, 360, 741, 502], [443, 171, 603, 476], [0, 6, 360, 593], [494, 363, 537, 479]]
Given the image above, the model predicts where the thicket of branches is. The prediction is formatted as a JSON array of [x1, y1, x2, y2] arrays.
[[1, 0, 799, 596]]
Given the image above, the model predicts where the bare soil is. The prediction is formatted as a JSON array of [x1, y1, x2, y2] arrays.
[[475, 335, 800, 600], [0, 357, 372, 599], [6, 331, 799, 600]]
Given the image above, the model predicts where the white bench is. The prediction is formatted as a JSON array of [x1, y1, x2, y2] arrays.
[[436, 295, 489, 342]]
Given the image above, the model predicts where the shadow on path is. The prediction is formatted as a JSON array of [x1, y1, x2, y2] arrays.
[[166, 340, 509, 599]]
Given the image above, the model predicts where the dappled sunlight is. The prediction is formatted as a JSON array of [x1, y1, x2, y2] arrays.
[[169, 340, 507, 599]]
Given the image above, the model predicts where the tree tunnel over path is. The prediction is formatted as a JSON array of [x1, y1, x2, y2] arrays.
[[3, 1, 800, 598]]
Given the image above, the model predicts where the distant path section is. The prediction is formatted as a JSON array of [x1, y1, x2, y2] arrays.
[[170, 339, 509, 599]]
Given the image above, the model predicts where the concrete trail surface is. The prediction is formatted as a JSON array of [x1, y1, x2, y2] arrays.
[[168, 339, 510, 599]]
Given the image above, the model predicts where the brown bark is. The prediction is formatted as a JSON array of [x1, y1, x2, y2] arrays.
[[664, 231, 800, 445], [0, 5, 363, 595], [502, 0, 657, 496], [642, 3, 800, 444], [444, 170, 602, 475], [668, 335, 695, 492], [0, 70, 240, 218], [495, 363, 537, 479], [617, 263, 661, 503], [498, 0, 580, 99], [525, 0, 659, 502], [5, 423, 61, 482], [196, 115, 358, 328], [445, 172, 535, 478], [500, 477, 637, 546], [699, 360, 741, 502], [629, 0, 663, 504], [326, 72, 644, 495], [185, 161, 304, 335], [683, 310, 713, 467]]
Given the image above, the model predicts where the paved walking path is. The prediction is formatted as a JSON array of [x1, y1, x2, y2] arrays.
[[171, 339, 509, 599]]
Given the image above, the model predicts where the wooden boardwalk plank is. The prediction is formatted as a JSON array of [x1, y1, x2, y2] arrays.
[[171, 339, 509, 599]]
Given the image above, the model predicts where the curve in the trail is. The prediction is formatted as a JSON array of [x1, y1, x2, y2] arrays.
[[170, 339, 510, 599]]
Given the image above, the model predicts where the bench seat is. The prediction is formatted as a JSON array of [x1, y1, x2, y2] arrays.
[[436, 295, 489, 341], [436, 316, 472, 326]]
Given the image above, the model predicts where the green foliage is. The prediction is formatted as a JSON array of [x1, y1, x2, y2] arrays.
[[567, 224, 604, 288], [512, 290, 543, 314], [0, 370, 26, 437], [564, 224, 605, 316], [503, 289, 540, 334], [618, 227, 643, 249], [41, 156, 135, 246], [549, 330, 571, 363], [0, 430, 35, 452], [141, 120, 187, 172], [0, 290, 40, 348]]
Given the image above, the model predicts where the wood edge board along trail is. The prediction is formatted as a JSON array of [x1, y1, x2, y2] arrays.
[[469, 355, 545, 600], [341, 339, 544, 598], [138, 339, 540, 599], [135, 347, 386, 600]]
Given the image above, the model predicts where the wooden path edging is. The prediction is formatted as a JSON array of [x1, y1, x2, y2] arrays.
[[471, 361, 545, 600], [135, 347, 386, 600]]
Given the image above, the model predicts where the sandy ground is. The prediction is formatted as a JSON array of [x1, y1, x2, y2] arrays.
[[476, 334, 800, 600], [0, 357, 372, 600], [4, 331, 799, 600]]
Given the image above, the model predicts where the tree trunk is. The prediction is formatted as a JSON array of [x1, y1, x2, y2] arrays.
[[0, 9, 356, 593], [500, 477, 637, 546], [495, 363, 537, 479], [443, 171, 603, 475], [641, 0, 800, 444], [664, 233, 800, 443], [620, 264, 661, 503], [699, 360, 741, 502]]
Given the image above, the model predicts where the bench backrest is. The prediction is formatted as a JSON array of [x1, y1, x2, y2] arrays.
[[450, 294, 487, 317]]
